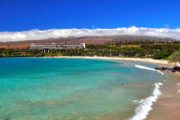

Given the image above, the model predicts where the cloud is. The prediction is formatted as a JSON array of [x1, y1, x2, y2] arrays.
[[0, 27, 180, 42]]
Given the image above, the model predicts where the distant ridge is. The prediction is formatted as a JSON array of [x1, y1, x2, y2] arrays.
[[0, 35, 178, 49]]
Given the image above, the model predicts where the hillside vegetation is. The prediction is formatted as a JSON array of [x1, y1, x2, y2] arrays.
[[0, 40, 180, 61]]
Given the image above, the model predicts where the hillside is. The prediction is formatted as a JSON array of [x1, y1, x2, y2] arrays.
[[0, 35, 177, 49]]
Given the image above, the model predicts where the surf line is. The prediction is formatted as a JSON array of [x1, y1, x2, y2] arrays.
[[134, 65, 164, 75], [129, 82, 163, 120], [129, 65, 164, 120]]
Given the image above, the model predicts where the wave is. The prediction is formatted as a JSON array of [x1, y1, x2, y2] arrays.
[[129, 82, 163, 120], [130, 64, 164, 120], [135, 64, 164, 75]]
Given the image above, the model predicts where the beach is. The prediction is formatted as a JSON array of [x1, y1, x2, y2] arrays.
[[0, 57, 179, 120], [50, 56, 180, 120], [49, 56, 176, 65], [147, 72, 180, 120], [1, 57, 164, 120]]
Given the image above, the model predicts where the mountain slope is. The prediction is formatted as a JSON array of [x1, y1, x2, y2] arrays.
[[0, 35, 177, 49]]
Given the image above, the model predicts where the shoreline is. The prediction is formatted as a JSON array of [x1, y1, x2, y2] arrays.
[[45, 56, 180, 120], [1, 56, 179, 66], [45, 56, 178, 66], [2, 56, 179, 119], [49, 56, 180, 120], [147, 72, 180, 120]]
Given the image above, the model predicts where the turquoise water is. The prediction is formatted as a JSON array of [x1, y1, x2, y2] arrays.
[[0, 58, 164, 120]]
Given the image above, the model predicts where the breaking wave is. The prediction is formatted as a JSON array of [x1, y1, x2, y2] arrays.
[[129, 82, 163, 120], [129, 64, 164, 120], [135, 64, 164, 75]]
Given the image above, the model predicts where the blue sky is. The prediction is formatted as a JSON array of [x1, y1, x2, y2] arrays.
[[0, 0, 180, 31]]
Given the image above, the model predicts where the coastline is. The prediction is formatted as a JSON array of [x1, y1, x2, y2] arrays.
[[147, 72, 180, 120], [45, 56, 176, 66], [45, 56, 180, 120]]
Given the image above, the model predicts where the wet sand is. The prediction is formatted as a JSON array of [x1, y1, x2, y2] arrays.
[[147, 72, 180, 120]]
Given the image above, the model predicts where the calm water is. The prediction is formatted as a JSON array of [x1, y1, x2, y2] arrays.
[[0, 58, 164, 120]]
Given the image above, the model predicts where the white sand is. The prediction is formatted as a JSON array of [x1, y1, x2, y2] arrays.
[[47, 56, 179, 66]]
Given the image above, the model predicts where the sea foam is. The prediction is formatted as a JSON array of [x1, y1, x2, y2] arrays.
[[129, 82, 163, 120], [135, 65, 164, 75], [129, 65, 164, 120]]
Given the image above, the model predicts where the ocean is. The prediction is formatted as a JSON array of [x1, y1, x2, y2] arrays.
[[0, 58, 164, 120]]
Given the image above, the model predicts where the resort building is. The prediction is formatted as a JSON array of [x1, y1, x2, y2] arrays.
[[29, 43, 86, 52]]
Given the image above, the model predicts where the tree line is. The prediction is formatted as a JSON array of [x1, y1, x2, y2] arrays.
[[0, 41, 180, 62]]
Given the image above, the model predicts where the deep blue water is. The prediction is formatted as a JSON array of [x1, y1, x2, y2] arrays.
[[0, 58, 163, 120]]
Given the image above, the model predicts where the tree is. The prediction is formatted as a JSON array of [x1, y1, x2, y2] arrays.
[[153, 50, 170, 59], [169, 49, 180, 64]]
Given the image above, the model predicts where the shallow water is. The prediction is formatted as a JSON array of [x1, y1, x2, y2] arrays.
[[0, 58, 164, 120]]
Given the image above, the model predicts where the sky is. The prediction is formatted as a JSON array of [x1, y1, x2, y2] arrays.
[[0, 0, 180, 41], [0, 0, 180, 31]]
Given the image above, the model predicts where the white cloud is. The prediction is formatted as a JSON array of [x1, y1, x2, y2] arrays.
[[0, 27, 180, 42]]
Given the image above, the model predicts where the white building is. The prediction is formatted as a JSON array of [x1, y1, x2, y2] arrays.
[[29, 43, 86, 52]]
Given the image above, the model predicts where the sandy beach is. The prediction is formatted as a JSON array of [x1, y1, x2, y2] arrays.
[[49, 56, 180, 120], [48, 56, 177, 65], [147, 72, 180, 120]]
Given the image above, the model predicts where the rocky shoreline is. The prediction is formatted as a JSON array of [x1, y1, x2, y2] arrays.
[[155, 66, 180, 72]]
